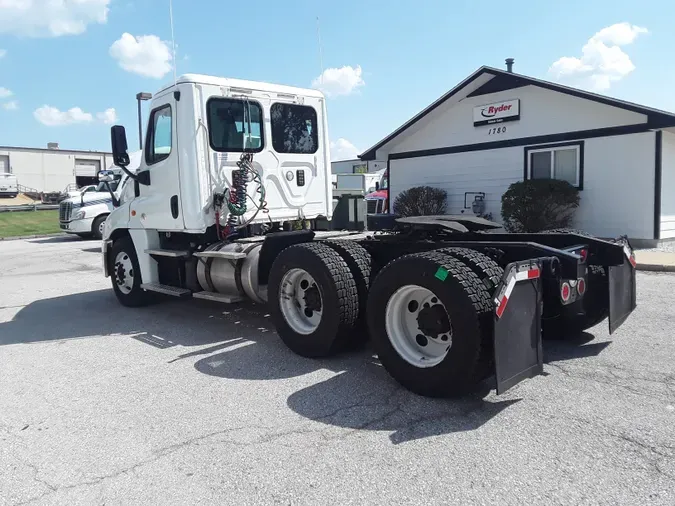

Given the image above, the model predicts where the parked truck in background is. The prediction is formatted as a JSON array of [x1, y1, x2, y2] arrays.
[[364, 168, 388, 214], [98, 74, 637, 398], [59, 152, 140, 240], [0, 172, 18, 198]]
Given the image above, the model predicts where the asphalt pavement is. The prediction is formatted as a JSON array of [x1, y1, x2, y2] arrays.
[[1, 236, 674, 505]]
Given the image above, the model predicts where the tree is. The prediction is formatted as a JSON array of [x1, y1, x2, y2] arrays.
[[393, 186, 447, 217], [501, 179, 580, 232]]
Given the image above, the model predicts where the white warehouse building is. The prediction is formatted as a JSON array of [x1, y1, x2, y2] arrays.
[[0, 144, 113, 193], [360, 60, 675, 246]]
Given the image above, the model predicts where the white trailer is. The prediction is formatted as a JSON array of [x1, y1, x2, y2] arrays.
[[99, 74, 637, 398]]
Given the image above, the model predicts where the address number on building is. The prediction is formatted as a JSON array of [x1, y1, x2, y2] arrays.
[[487, 126, 507, 135]]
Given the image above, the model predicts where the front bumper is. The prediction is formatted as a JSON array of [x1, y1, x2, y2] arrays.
[[59, 217, 94, 234]]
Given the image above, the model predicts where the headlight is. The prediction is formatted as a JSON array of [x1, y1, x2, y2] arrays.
[[73, 209, 85, 220]]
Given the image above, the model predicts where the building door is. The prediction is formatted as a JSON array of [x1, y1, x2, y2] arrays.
[[0, 155, 9, 173]]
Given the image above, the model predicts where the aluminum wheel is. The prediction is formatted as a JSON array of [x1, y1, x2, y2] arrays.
[[279, 268, 323, 335], [113, 250, 134, 295], [385, 284, 453, 368]]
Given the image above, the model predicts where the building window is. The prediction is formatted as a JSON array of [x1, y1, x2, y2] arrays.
[[270, 103, 318, 154], [524, 142, 583, 189], [146, 105, 172, 165], [207, 98, 264, 152]]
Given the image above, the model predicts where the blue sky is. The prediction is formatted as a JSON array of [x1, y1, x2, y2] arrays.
[[0, 0, 673, 159]]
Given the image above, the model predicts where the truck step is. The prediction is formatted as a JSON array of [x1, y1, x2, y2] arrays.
[[192, 291, 244, 303], [193, 250, 247, 260], [141, 283, 191, 297], [144, 249, 191, 258]]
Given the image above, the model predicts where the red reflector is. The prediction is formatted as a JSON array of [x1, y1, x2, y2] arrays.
[[561, 282, 571, 302], [577, 278, 586, 295], [496, 296, 508, 318], [629, 255, 637, 268], [527, 268, 540, 279], [579, 249, 588, 262]]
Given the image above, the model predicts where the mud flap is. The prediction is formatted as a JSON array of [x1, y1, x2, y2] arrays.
[[608, 248, 637, 334], [493, 260, 544, 395]]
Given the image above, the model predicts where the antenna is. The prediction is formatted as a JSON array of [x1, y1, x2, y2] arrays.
[[316, 16, 324, 84], [169, 0, 177, 85]]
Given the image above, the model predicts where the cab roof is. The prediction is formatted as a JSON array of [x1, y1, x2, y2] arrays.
[[155, 74, 325, 100]]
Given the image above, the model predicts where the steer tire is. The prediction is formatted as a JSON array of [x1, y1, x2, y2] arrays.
[[109, 237, 154, 308], [322, 240, 373, 344], [268, 242, 359, 358], [367, 251, 493, 398]]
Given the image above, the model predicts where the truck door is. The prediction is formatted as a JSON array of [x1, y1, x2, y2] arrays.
[[132, 93, 184, 230]]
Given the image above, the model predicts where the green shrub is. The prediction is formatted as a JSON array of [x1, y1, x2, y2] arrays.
[[393, 186, 447, 217], [501, 179, 580, 232]]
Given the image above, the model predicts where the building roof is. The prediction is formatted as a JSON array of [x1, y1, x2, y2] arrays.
[[0, 145, 111, 156], [360, 66, 675, 160]]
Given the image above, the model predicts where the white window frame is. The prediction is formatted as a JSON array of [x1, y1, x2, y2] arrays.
[[526, 143, 582, 188]]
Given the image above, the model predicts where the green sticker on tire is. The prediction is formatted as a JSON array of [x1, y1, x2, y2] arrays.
[[435, 267, 449, 281]]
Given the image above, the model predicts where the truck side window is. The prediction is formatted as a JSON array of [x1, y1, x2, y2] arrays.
[[207, 98, 264, 152], [270, 103, 318, 154], [146, 105, 172, 165]]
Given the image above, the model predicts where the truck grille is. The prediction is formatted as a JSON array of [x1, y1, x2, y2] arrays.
[[59, 201, 72, 222], [366, 199, 378, 214]]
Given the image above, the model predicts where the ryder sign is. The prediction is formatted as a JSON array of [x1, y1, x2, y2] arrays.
[[473, 99, 520, 126]]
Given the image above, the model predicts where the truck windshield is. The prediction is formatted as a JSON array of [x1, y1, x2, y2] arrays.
[[380, 174, 388, 190], [95, 180, 119, 192]]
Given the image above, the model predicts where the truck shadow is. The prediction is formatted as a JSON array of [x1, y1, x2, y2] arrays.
[[1, 289, 611, 444]]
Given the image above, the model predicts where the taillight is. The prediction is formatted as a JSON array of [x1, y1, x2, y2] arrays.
[[579, 249, 588, 263], [561, 282, 571, 302], [577, 278, 586, 295]]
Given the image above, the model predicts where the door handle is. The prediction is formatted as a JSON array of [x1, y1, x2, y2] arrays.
[[170, 195, 179, 219]]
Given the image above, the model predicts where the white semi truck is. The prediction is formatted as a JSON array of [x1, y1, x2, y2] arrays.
[[100, 73, 637, 398]]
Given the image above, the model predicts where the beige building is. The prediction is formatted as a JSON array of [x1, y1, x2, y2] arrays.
[[0, 143, 112, 192]]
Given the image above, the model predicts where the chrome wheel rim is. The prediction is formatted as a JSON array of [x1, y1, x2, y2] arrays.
[[279, 268, 322, 335], [114, 251, 134, 295], [385, 284, 453, 368]]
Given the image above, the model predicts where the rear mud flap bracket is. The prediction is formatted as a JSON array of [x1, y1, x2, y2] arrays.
[[493, 260, 544, 395]]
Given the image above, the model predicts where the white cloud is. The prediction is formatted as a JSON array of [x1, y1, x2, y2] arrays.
[[0, 0, 109, 37], [96, 107, 117, 124], [34, 105, 119, 126], [2, 100, 18, 110], [330, 138, 360, 161], [0, 87, 12, 98], [312, 65, 365, 98], [109, 33, 172, 79], [548, 23, 648, 91], [34, 106, 93, 126], [0, 49, 6, 59]]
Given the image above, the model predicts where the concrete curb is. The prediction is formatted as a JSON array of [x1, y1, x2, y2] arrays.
[[635, 263, 675, 273], [0, 232, 69, 242]]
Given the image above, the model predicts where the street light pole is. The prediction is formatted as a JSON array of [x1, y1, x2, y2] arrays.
[[135, 92, 153, 150]]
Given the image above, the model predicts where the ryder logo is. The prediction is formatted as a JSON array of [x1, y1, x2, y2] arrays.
[[481, 103, 512, 118], [473, 99, 520, 126]]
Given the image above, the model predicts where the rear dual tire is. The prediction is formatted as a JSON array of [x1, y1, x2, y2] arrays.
[[367, 251, 494, 397]]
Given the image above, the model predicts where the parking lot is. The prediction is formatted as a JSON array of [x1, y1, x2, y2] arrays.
[[1, 236, 674, 505]]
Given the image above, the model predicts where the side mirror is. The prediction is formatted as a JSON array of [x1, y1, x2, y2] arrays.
[[98, 170, 115, 183], [375, 182, 380, 191], [111, 125, 130, 168]]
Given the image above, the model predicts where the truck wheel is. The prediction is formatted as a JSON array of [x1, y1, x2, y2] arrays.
[[92, 215, 108, 240], [437, 247, 504, 379], [321, 240, 373, 342], [109, 237, 153, 307], [268, 242, 359, 358], [367, 251, 492, 397]]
